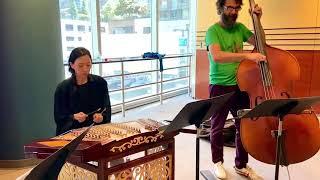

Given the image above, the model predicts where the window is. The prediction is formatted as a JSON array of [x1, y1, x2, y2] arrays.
[[171, 10, 178, 19], [59, 0, 194, 105], [59, 0, 93, 62], [100, 27, 106, 33], [161, 0, 168, 8], [143, 27, 151, 34], [159, 0, 190, 54], [60, 0, 193, 59], [67, 46, 75, 51], [66, 36, 75, 41], [77, 25, 86, 32], [111, 26, 134, 34], [172, 0, 178, 9], [159, 0, 191, 91], [100, 1, 151, 58], [65, 24, 73, 31]]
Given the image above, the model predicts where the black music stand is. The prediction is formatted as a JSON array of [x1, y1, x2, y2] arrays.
[[237, 96, 320, 180], [24, 124, 94, 180], [160, 92, 234, 180]]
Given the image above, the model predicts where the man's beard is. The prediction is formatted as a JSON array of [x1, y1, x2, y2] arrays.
[[221, 13, 238, 28]]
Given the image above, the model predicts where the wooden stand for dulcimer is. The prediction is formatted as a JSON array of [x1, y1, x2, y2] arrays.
[[238, 96, 320, 180]]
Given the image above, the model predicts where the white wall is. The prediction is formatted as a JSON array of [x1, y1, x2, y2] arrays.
[[197, 0, 320, 50]]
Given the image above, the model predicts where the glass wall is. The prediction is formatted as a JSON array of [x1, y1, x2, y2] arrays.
[[59, 0, 194, 107], [159, 0, 190, 92], [59, 0, 94, 62], [99, 0, 152, 58]]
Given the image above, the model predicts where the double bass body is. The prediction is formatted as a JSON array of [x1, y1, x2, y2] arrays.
[[237, 43, 320, 164]]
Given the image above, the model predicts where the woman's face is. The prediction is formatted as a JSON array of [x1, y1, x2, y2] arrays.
[[70, 55, 92, 78]]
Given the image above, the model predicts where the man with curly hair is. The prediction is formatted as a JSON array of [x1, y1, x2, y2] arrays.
[[206, 0, 265, 179]]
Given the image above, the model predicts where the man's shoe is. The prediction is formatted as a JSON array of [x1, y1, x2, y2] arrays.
[[234, 165, 263, 180], [213, 161, 227, 179]]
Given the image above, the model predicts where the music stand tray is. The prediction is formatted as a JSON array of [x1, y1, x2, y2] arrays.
[[160, 92, 234, 133], [239, 96, 320, 119]]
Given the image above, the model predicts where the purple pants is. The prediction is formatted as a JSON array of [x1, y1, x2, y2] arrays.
[[209, 84, 250, 169]]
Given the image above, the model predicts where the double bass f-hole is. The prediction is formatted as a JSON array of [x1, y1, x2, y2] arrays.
[[251, 96, 264, 121], [280, 92, 290, 98], [254, 96, 264, 106]]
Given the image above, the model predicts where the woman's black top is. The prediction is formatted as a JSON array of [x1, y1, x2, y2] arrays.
[[54, 74, 111, 135]]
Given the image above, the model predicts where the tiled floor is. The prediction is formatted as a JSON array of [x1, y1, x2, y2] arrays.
[[1, 94, 320, 179], [0, 166, 33, 180]]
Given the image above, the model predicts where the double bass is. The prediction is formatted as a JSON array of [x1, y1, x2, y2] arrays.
[[237, 0, 320, 166]]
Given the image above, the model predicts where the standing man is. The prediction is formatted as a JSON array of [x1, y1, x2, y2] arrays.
[[206, 0, 266, 179]]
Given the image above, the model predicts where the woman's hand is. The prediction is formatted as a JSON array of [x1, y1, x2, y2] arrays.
[[93, 113, 103, 123], [73, 112, 88, 123]]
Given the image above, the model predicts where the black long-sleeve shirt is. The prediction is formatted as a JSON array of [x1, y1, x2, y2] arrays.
[[54, 74, 111, 135]]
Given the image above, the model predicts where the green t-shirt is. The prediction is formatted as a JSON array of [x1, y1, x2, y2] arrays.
[[205, 22, 253, 85]]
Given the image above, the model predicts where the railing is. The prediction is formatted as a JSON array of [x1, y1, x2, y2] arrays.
[[196, 26, 320, 50], [64, 54, 193, 117]]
